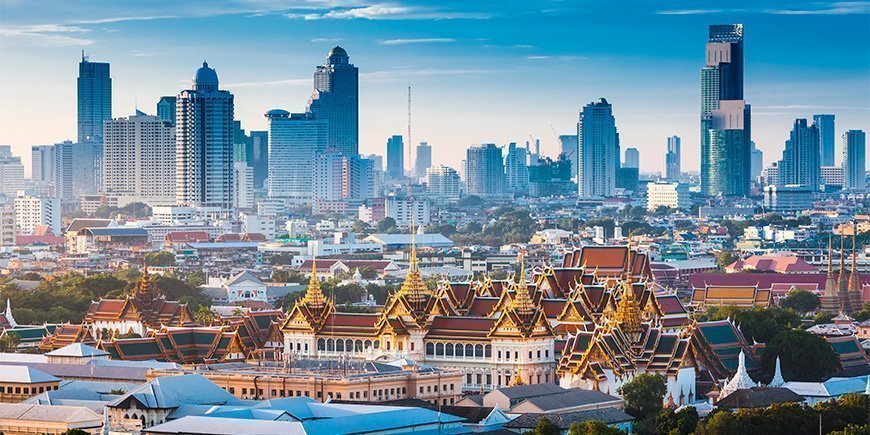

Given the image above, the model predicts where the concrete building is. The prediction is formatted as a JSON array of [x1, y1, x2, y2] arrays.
[[385, 197, 430, 227], [0, 146, 24, 197], [414, 141, 432, 178], [386, 135, 404, 179], [14, 193, 60, 235], [578, 98, 619, 198], [646, 182, 690, 211], [763, 185, 814, 213], [426, 165, 461, 204], [665, 136, 681, 181], [623, 147, 639, 169], [778, 118, 820, 190], [0, 365, 60, 403], [305, 46, 359, 157], [30, 145, 54, 184], [0, 203, 15, 246], [313, 150, 374, 213], [813, 114, 835, 167], [843, 130, 866, 190], [102, 113, 176, 207], [504, 143, 529, 194], [820, 166, 844, 190], [266, 110, 327, 202], [559, 134, 579, 181], [233, 162, 254, 210], [465, 143, 505, 198]]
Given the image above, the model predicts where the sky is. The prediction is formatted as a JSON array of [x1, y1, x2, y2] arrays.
[[1, 0, 869, 176]]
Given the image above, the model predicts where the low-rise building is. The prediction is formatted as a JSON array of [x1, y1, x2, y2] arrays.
[[0, 403, 103, 434], [0, 366, 60, 403], [646, 182, 690, 211]]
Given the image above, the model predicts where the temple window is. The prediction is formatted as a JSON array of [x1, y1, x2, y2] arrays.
[[456, 344, 464, 357], [354, 340, 363, 352], [336, 340, 344, 352], [446, 343, 454, 356], [485, 345, 492, 357], [436, 343, 444, 356], [465, 344, 473, 357], [474, 344, 483, 358], [326, 339, 334, 351], [426, 343, 434, 356]]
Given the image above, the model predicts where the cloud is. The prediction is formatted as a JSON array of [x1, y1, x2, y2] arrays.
[[132, 50, 164, 57], [289, 4, 491, 20], [311, 37, 344, 43], [379, 38, 456, 45], [754, 104, 869, 110], [361, 67, 494, 81], [224, 77, 311, 88], [766, 1, 870, 14], [657, 9, 725, 15], [526, 55, 588, 61], [75, 15, 179, 24], [0, 24, 93, 46]]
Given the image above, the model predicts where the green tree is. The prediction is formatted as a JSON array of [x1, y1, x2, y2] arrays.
[[829, 424, 870, 435], [814, 393, 870, 434], [458, 195, 484, 207], [194, 306, 215, 325], [0, 334, 21, 352], [62, 429, 91, 435], [376, 217, 398, 233], [531, 417, 560, 435], [145, 251, 176, 267], [761, 330, 840, 382], [656, 406, 700, 435], [716, 251, 740, 270], [779, 289, 820, 313], [617, 373, 667, 421], [696, 411, 740, 435], [568, 420, 624, 435], [273, 269, 307, 284], [850, 302, 870, 322]]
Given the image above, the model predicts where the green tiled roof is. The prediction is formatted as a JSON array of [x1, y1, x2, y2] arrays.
[[698, 323, 738, 345]]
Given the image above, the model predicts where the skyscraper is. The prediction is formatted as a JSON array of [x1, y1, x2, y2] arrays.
[[386, 135, 404, 179], [559, 134, 579, 181], [750, 141, 763, 181], [306, 46, 359, 156], [249, 130, 269, 189], [414, 141, 432, 178], [0, 146, 24, 197], [624, 147, 640, 169], [813, 114, 835, 166], [665, 136, 681, 181], [701, 24, 751, 197], [232, 120, 252, 163], [175, 62, 235, 211], [77, 53, 111, 143], [426, 165, 461, 203], [157, 96, 177, 125], [843, 130, 866, 190], [578, 98, 619, 198], [778, 118, 820, 190], [233, 162, 254, 210], [465, 143, 505, 198], [103, 113, 176, 206], [31, 145, 55, 184], [266, 110, 327, 201], [504, 142, 529, 194]]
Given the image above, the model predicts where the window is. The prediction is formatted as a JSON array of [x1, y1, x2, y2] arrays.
[[475, 344, 483, 357], [514, 351, 519, 360], [485, 345, 492, 357], [420, 386, 424, 394], [410, 342, 414, 351], [545, 350, 549, 358], [327, 339, 334, 351], [242, 388, 248, 395], [271, 389, 277, 397], [466, 373, 472, 384], [303, 391, 308, 397], [476, 374, 482, 385], [229, 387, 235, 394], [450, 384, 454, 391], [446, 343, 454, 356], [529, 351, 533, 359], [456, 344, 464, 357], [436, 343, 444, 356], [537, 350, 541, 359], [336, 339, 344, 352], [426, 342, 435, 356], [434, 385, 438, 392], [506, 351, 510, 360], [486, 374, 491, 385], [497, 350, 502, 359]]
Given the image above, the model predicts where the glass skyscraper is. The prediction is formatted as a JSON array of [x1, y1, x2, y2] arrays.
[[306, 46, 359, 157], [466, 143, 505, 198], [266, 110, 327, 201], [578, 98, 619, 198], [249, 130, 269, 189], [386, 135, 404, 179], [157, 96, 176, 126], [812, 114, 835, 167], [701, 24, 751, 197], [665, 136, 681, 181], [77, 53, 111, 143], [778, 118, 820, 190], [843, 130, 866, 190]]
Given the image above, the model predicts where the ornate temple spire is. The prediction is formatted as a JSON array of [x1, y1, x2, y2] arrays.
[[132, 259, 158, 301], [720, 350, 757, 398], [510, 251, 535, 317], [769, 356, 785, 387], [398, 217, 430, 305], [5, 299, 16, 328], [301, 256, 326, 309], [822, 236, 841, 313], [614, 278, 643, 342], [847, 224, 862, 311], [838, 234, 848, 289]]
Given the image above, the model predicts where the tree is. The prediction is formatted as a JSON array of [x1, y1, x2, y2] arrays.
[[698, 306, 800, 343], [194, 306, 215, 326], [0, 334, 21, 352], [231, 307, 246, 317], [458, 195, 484, 207], [716, 251, 740, 270], [145, 251, 176, 267], [568, 420, 624, 435], [850, 302, 870, 322], [696, 411, 740, 435], [829, 424, 870, 435], [656, 406, 700, 435], [376, 217, 397, 233], [814, 393, 869, 434], [273, 269, 307, 284], [617, 373, 667, 420], [531, 417, 560, 435], [62, 429, 91, 435], [779, 290, 820, 313], [761, 330, 840, 382]]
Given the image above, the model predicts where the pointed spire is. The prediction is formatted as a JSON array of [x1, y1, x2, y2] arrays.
[[827, 235, 834, 277], [721, 350, 756, 399], [5, 299, 16, 328], [510, 251, 535, 317], [769, 356, 785, 387], [302, 256, 326, 309]]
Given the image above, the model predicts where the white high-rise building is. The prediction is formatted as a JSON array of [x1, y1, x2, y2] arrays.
[[578, 98, 619, 198], [844, 130, 866, 190], [426, 165, 461, 204], [31, 145, 55, 183], [504, 143, 529, 194], [103, 113, 175, 207], [266, 110, 327, 201], [646, 182, 690, 211], [414, 141, 432, 178], [465, 143, 504, 198], [233, 162, 254, 210], [0, 146, 24, 197], [385, 197, 430, 228], [176, 62, 234, 213], [14, 192, 60, 235]]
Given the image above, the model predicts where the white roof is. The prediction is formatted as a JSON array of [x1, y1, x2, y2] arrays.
[[144, 416, 306, 434], [0, 403, 101, 424], [0, 365, 60, 383], [46, 343, 110, 358], [109, 374, 241, 409]]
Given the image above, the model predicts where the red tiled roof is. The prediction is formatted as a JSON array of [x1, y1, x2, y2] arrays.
[[689, 273, 870, 291], [165, 231, 210, 243]]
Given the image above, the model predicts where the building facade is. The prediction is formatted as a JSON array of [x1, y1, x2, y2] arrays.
[[13, 192, 60, 235], [386, 135, 404, 180], [843, 130, 866, 190], [578, 98, 619, 198], [157, 96, 176, 125], [504, 143, 529, 194], [466, 143, 505, 198], [665, 136, 681, 181], [0, 146, 24, 197], [813, 114, 835, 167], [647, 182, 690, 211], [77, 54, 111, 143], [426, 165, 462, 204], [306, 46, 359, 157], [415, 141, 432, 178], [103, 113, 176, 207], [559, 134, 579, 181], [623, 148, 639, 169], [266, 110, 327, 201], [233, 162, 254, 210], [778, 118, 820, 190]]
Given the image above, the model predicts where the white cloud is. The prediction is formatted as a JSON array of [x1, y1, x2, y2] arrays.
[[379, 38, 455, 45], [0, 24, 93, 46], [657, 9, 725, 15], [224, 77, 311, 88], [310, 37, 344, 43], [289, 4, 491, 20], [766, 1, 870, 14], [75, 15, 179, 24]]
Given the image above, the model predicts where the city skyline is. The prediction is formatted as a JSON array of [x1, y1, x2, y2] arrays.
[[1, 0, 869, 176]]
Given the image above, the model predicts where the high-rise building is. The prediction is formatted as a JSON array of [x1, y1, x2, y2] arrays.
[[623, 147, 640, 169], [49, 140, 100, 200], [813, 114, 835, 167], [306, 46, 359, 156], [232, 120, 252, 164], [233, 162, 254, 210], [465, 143, 505, 198], [103, 113, 176, 206], [426, 165, 461, 203], [0, 146, 25, 197], [559, 134, 579, 181], [820, 166, 844, 189], [386, 135, 404, 179], [647, 182, 690, 211], [778, 118, 820, 190], [504, 143, 529, 194], [31, 145, 54, 184], [175, 62, 235, 212], [843, 130, 866, 190], [52, 141, 73, 199], [665, 136, 681, 181], [266, 110, 326, 201], [385, 197, 430, 227], [414, 141, 432, 178], [701, 24, 751, 197], [14, 192, 60, 235], [578, 98, 619, 198], [312, 149, 374, 213], [249, 131, 269, 189], [157, 96, 177, 125], [77, 53, 111, 143], [750, 141, 763, 181]]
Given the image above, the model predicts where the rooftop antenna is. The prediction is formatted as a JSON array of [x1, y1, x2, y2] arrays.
[[407, 85, 412, 187], [81, 49, 88, 62]]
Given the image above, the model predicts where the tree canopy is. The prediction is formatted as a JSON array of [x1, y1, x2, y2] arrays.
[[760, 329, 840, 382], [779, 289, 820, 313]]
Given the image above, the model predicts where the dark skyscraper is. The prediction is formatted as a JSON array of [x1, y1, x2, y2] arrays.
[[665, 136, 681, 181], [578, 98, 619, 198], [701, 24, 751, 197], [77, 53, 111, 143], [249, 130, 268, 189], [812, 114, 835, 166], [157, 96, 177, 125], [386, 135, 404, 179], [778, 119, 820, 190], [306, 46, 359, 157], [843, 130, 866, 190]]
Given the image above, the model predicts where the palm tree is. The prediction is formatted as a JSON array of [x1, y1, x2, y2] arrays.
[[231, 307, 246, 317], [195, 306, 215, 326]]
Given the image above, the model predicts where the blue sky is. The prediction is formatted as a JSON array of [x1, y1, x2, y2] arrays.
[[1, 0, 868, 175]]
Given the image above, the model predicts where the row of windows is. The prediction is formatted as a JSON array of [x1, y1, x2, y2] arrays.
[[0, 384, 57, 395], [425, 342, 490, 358], [317, 338, 380, 352]]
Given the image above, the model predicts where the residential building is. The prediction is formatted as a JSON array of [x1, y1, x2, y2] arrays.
[[50, 140, 101, 200], [102, 113, 176, 207], [175, 62, 235, 213], [0, 203, 14, 246], [266, 110, 327, 201], [313, 150, 374, 213], [843, 130, 866, 190], [665, 136, 681, 181], [14, 192, 60, 235], [306, 46, 359, 157], [813, 114, 835, 167], [820, 166, 844, 189], [386, 135, 404, 179], [77, 53, 111, 143], [763, 185, 814, 213], [504, 142, 529, 194], [578, 98, 619, 198], [0, 366, 60, 403], [559, 134, 579, 181], [426, 165, 461, 204], [466, 143, 505, 198], [0, 146, 24, 197], [156, 96, 176, 125], [623, 147, 639, 169], [233, 162, 254, 210], [646, 182, 690, 211], [385, 197, 430, 227], [414, 141, 432, 178], [778, 118, 820, 190]]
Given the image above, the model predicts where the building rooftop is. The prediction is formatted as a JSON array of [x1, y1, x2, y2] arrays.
[[0, 365, 60, 383], [717, 386, 804, 409], [505, 408, 635, 430], [109, 374, 242, 409], [46, 343, 109, 358], [0, 403, 102, 425]]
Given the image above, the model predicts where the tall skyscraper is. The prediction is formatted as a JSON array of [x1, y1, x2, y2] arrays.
[[249, 130, 269, 189], [52, 140, 99, 199], [701, 24, 751, 197], [843, 130, 866, 190], [312, 150, 374, 212], [578, 98, 619, 198], [306, 46, 359, 156], [175, 62, 235, 211], [157, 96, 177, 125], [623, 147, 639, 169], [266, 110, 327, 201], [813, 114, 835, 166], [665, 136, 681, 181], [426, 165, 461, 203], [504, 142, 529, 194], [0, 146, 24, 197], [102, 113, 176, 206], [386, 135, 404, 179], [414, 141, 432, 178], [31, 145, 55, 184], [232, 120, 252, 163], [77, 53, 111, 143], [559, 134, 579, 181], [465, 143, 505, 198], [233, 162, 254, 210], [778, 118, 820, 190], [750, 141, 763, 181]]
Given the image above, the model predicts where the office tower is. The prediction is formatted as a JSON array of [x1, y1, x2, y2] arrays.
[[0, 147, 24, 197], [665, 136, 681, 181], [31, 145, 55, 183], [249, 131, 269, 189], [232, 120, 252, 163], [559, 134, 579, 180], [77, 53, 111, 143], [51, 141, 98, 199], [465, 143, 505, 198], [778, 118, 820, 190], [701, 24, 751, 197], [266, 110, 327, 201], [385, 197, 430, 227], [616, 167, 639, 192], [414, 141, 432, 178], [623, 147, 640, 169], [386, 135, 404, 179], [175, 62, 235, 211], [306, 46, 359, 156], [504, 142, 529, 194], [233, 162, 254, 210], [813, 114, 835, 166], [528, 156, 573, 197], [578, 98, 619, 198], [426, 165, 461, 203], [365, 154, 384, 173], [157, 96, 177, 125], [820, 166, 844, 189], [750, 141, 763, 181], [843, 130, 866, 190], [102, 113, 176, 207], [14, 192, 60, 235]]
